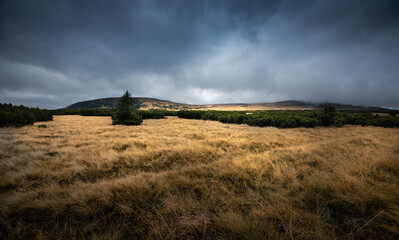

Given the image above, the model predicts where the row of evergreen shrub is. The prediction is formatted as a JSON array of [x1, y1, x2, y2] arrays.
[[177, 110, 207, 119], [163, 110, 179, 116], [345, 112, 399, 127], [52, 108, 168, 119], [52, 109, 114, 116], [3, 101, 397, 128], [177, 107, 399, 128], [0, 103, 53, 127], [139, 110, 165, 119]]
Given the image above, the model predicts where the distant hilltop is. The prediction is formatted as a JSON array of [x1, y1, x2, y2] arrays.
[[65, 97, 391, 112]]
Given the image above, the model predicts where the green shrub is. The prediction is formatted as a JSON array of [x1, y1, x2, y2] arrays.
[[333, 115, 346, 127], [279, 118, 297, 128], [140, 110, 165, 119], [177, 110, 206, 119], [163, 110, 179, 116]]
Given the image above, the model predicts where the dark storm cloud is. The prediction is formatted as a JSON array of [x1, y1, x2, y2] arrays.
[[0, 0, 398, 109]]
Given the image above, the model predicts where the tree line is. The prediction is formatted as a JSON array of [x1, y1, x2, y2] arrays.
[[2, 93, 397, 128], [177, 104, 399, 128], [51, 108, 176, 119], [0, 104, 173, 127], [52, 108, 178, 117], [0, 103, 53, 127]]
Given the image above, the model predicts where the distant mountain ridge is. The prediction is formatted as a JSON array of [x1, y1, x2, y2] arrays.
[[65, 97, 391, 112]]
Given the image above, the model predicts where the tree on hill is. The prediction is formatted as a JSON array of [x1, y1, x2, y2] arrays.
[[112, 91, 142, 125]]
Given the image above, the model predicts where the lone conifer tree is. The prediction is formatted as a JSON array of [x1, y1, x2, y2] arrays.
[[319, 103, 338, 126], [112, 91, 142, 125]]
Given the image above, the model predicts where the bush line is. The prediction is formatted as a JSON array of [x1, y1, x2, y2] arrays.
[[0, 103, 53, 127], [177, 109, 399, 128], [2, 103, 397, 128]]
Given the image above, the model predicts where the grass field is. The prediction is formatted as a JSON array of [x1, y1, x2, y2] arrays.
[[1, 115, 399, 239]]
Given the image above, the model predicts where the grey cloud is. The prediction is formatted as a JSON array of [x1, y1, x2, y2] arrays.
[[0, 0, 398, 109]]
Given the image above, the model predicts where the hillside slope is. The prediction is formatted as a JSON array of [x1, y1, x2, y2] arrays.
[[65, 97, 390, 111], [65, 97, 185, 110]]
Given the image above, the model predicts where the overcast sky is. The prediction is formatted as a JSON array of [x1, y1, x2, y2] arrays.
[[1, 0, 398, 109]]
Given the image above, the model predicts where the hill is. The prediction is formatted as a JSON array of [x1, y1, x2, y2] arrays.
[[65, 97, 185, 110], [65, 97, 392, 112]]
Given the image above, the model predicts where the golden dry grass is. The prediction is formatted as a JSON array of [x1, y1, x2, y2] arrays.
[[1, 115, 399, 239]]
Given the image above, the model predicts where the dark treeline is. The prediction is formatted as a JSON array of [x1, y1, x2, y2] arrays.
[[341, 109, 399, 116], [177, 106, 399, 128], [140, 110, 165, 119], [2, 102, 398, 128], [52, 108, 114, 116], [51, 108, 179, 119], [0, 103, 53, 127], [0, 104, 178, 127], [177, 110, 207, 119]]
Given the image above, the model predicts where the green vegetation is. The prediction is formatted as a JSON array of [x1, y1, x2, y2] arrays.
[[54, 108, 114, 116], [112, 91, 143, 125], [178, 110, 207, 119], [0, 103, 53, 127], [162, 110, 179, 116], [2, 100, 397, 129], [140, 110, 165, 119], [52, 108, 170, 120], [178, 105, 399, 128]]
